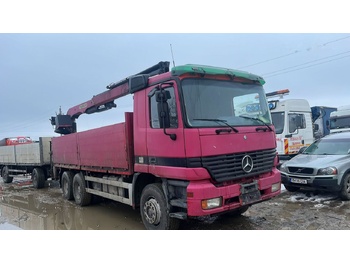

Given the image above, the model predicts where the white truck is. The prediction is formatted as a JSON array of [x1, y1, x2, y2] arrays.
[[267, 89, 314, 162], [330, 105, 350, 133]]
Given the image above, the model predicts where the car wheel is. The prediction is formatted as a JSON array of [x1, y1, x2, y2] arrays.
[[339, 173, 350, 200], [284, 184, 300, 192]]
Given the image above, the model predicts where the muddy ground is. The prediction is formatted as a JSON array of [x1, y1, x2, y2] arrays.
[[1, 176, 350, 230]]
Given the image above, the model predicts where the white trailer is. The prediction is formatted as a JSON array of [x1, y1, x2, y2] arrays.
[[0, 137, 52, 188]]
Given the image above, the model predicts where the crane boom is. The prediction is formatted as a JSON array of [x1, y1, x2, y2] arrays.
[[51, 61, 170, 134]]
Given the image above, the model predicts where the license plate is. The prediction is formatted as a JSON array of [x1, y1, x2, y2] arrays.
[[240, 191, 261, 205], [290, 178, 307, 184]]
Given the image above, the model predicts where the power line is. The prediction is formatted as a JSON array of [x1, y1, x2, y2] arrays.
[[322, 36, 350, 46], [0, 107, 58, 132], [237, 35, 350, 70], [262, 50, 350, 77], [238, 51, 299, 69], [263, 54, 350, 78]]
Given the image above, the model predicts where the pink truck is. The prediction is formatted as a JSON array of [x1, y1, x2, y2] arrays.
[[2, 62, 281, 229]]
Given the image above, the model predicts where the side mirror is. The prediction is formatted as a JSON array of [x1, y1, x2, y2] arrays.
[[156, 89, 176, 141]]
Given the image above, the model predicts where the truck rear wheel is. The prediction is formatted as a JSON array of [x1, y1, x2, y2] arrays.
[[2, 166, 13, 183], [140, 183, 180, 230], [72, 172, 91, 206], [62, 171, 74, 200], [32, 168, 45, 189]]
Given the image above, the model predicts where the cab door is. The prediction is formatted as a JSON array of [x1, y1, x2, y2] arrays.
[[286, 112, 313, 154], [145, 82, 186, 176]]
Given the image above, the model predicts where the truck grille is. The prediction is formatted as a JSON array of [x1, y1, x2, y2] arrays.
[[201, 148, 276, 183]]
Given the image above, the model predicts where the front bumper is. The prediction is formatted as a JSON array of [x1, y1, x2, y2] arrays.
[[186, 168, 281, 217], [281, 172, 340, 192]]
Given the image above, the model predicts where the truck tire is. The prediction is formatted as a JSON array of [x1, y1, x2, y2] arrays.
[[339, 173, 350, 200], [72, 172, 91, 206], [62, 171, 74, 200], [284, 184, 300, 192], [32, 168, 45, 189], [140, 183, 180, 230], [2, 166, 13, 183]]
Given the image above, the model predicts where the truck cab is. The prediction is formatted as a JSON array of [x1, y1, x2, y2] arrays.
[[311, 106, 336, 139], [269, 96, 314, 162], [330, 105, 350, 133]]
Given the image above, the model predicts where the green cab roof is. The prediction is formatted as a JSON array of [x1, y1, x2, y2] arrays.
[[171, 64, 265, 85]]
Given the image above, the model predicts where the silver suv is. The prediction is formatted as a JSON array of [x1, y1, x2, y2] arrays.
[[280, 131, 350, 200]]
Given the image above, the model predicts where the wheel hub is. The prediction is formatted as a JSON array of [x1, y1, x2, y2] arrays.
[[143, 198, 161, 225]]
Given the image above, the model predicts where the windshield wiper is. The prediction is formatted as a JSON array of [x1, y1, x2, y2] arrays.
[[239, 115, 273, 131], [193, 118, 239, 133]]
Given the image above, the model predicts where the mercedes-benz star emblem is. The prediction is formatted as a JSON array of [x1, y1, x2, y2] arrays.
[[242, 155, 253, 173]]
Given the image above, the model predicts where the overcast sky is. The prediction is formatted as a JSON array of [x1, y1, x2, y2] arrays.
[[1, 1, 350, 141], [1, 33, 349, 140]]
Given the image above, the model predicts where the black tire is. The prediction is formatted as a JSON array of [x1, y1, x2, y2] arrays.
[[62, 171, 74, 200], [32, 167, 45, 189], [284, 184, 300, 192], [339, 173, 350, 200], [2, 166, 13, 183], [140, 183, 180, 230], [72, 172, 91, 206]]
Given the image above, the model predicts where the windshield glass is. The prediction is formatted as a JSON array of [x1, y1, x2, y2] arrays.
[[181, 78, 272, 128], [271, 112, 285, 134], [330, 116, 350, 130], [303, 138, 350, 155]]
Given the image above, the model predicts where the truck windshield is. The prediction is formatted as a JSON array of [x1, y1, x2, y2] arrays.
[[271, 112, 285, 134], [330, 116, 350, 130], [181, 78, 272, 128]]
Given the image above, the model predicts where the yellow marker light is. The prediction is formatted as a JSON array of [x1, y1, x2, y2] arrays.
[[201, 197, 222, 210]]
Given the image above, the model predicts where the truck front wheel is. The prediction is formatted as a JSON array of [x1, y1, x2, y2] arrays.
[[140, 183, 180, 230], [62, 171, 74, 200], [2, 166, 13, 183], [72, 172, 91, 206], [32, 168, 45, 189]]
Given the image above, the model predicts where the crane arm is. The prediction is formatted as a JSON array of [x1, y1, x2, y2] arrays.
[[67, 80, 129, 120], [51, 61, 170, 135]]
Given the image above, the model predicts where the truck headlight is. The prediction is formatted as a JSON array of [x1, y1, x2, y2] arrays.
[[201, 197, 222, 210], [317, 166, 337, 176]]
